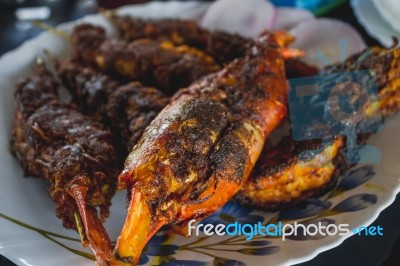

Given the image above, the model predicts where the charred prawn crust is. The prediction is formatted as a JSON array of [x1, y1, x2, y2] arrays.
[[57, 61, 169, 153], [324, 46, 400, 117], [10, 62, 119, 265], [114, 32, 288, 265], [71, 23, 220, 95], [111, 15, 250, 64], [236, 137, 347, 210], [284, 59, 320, 79]]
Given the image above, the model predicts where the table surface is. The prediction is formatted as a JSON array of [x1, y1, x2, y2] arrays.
[[0, 1, 399, 266]]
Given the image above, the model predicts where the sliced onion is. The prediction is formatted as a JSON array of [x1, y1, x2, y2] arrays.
[[289, 18, 367, 68], [201, 0, 276, 38], [273, 7, 314, 30]]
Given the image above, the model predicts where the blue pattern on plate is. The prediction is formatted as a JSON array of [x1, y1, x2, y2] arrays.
[[199, 201, 264, 226], [214, 257, 247, 266], [337, 165, 375, 190], [139, 235, 178, 265], [242, 240, 272, 247], [278, 198, 332, 220], [237, 246, 281, 255], [331, 193, 378, 212], [159, 260, 208, 266]]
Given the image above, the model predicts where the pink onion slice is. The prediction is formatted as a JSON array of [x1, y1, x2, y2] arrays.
[[289, 18, 367, 68], [201, 0, 276, 38], [273, 7, 314, 30]]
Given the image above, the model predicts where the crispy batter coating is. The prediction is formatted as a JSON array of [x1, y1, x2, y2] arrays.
[[57, 60, 120, 120], [13, 63, 60, 119], [106, 82, 169, 151], [11, 65, 59, 176], [112, 15, 250, 64], [24, 104, 119, 219], [57, 61, 169, 153], [71, 24, 220, 94], [10, 63, 119, 265], [111, 16, 315, 74]]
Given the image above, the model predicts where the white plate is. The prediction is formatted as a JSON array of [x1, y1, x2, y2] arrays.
[[372, 0, 400, 35], [1, 1, 400, 266], [351, 0, 400, 47]]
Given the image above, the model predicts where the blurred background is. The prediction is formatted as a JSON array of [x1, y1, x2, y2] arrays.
[[0, 0, 399, 265]]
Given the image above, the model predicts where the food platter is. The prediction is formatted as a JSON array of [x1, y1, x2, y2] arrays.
[[1, 1, 400, 265]]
